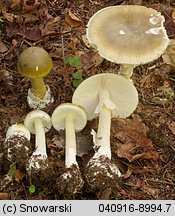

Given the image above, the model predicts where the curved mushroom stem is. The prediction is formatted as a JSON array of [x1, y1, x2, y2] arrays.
[[119, 64, 136, 79], [34, 118, 47, 157], [65, 114, 77, 167], [30, 77, 47, 99]]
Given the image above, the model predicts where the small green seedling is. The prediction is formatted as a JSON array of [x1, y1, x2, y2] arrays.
[[8, 162, 16, 177], [65, 56, 82, 68], [65, 56, 83, 87], [29, 184, 36, 194], [72, 71, 83, 87]]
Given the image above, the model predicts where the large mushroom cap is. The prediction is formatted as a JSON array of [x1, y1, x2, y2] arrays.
[[72, 73, 138, 120], [87, 5, 170, 65], [51, 103, 87, 132], [17, 46, 52, 78]]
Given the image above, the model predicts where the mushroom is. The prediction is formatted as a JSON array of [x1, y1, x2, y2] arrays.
[[4, 123, 31, 171], [51, 103, 87, 197], [17, 46, 54, 109], [87, 5, 170, 78], [24, 110, 52, 174], [72, 73, 138, 192]]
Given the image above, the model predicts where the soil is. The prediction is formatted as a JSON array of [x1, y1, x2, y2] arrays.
[[0, 0, 175, 200]]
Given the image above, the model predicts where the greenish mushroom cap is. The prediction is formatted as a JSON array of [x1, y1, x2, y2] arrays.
[[17, 46, 52, 78], [87, 5, 170, 65]]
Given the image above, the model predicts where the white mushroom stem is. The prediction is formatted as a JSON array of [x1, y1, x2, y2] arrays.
[[33, 118, 47, 157], [119, 64, 136, 79], [65, 114, 77, 167], [95, 90, 116, 159], [96, 104, 111, 159]]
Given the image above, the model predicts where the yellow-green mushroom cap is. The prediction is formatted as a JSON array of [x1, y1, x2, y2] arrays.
[[17, 46, 52, 78]]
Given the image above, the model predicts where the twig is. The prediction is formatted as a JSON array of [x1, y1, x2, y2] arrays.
[[61, 35, 65, 65]]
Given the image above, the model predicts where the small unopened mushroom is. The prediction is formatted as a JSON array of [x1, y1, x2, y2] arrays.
[[4, 123, 31, 171], [87, 5, 170, 78], [24, 110, 52, 173], [17, 46, 54, 109], [72, 73, 138, 192], [51, 103, 87, 197]]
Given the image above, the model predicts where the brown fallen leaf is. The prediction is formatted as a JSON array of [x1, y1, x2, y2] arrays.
[[40, 16, 61, 37], [14, 169, 24, 183], [23, 27, 41, 41], [11, 39, 18, 46], [168, 121, 175, 135], [38, 6, 54, 22], [8, 0, 21, 10], [123, 167, 133, 178], [124, 166, 157, 178], [115, 130, 159, 162], [48, 133, 65, 157], [0, 193, 9, 200], [77, 51, 93, 69], [77, 50, 103, 70], [22, 0, 42, 13], [112, 115, 159, 162], [0, 69, 13, 86], [7, 26, 41, 41], [2, 11, 15, 22], [0, 41, 8, 53], [97, 188, 112, 200], [112, 114, 149, 135], [2, 0, 21, 11], [92, 52, 104, 67], [172, 8, 175, 21], [141, 185, 159, 199], [65, 10, 82, 28], [23, 13, 40, 24], [125, 176, 159, 199]]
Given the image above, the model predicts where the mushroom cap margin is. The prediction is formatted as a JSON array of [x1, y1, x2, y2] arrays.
[[72, 73, 138, 120], [6, 123, 31, 141], [51, 103, 87, 132], [24, 110, 52, 134]]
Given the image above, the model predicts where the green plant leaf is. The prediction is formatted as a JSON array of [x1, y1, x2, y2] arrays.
[[72, 71, 83, 79], [65, 56, 82, 68], [8, 162, 16, 177], [73, 79, 83, 88], [29, 184, 36, 194]]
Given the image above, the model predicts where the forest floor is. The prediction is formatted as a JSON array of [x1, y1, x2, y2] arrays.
[[0, 0, 175, 200]]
